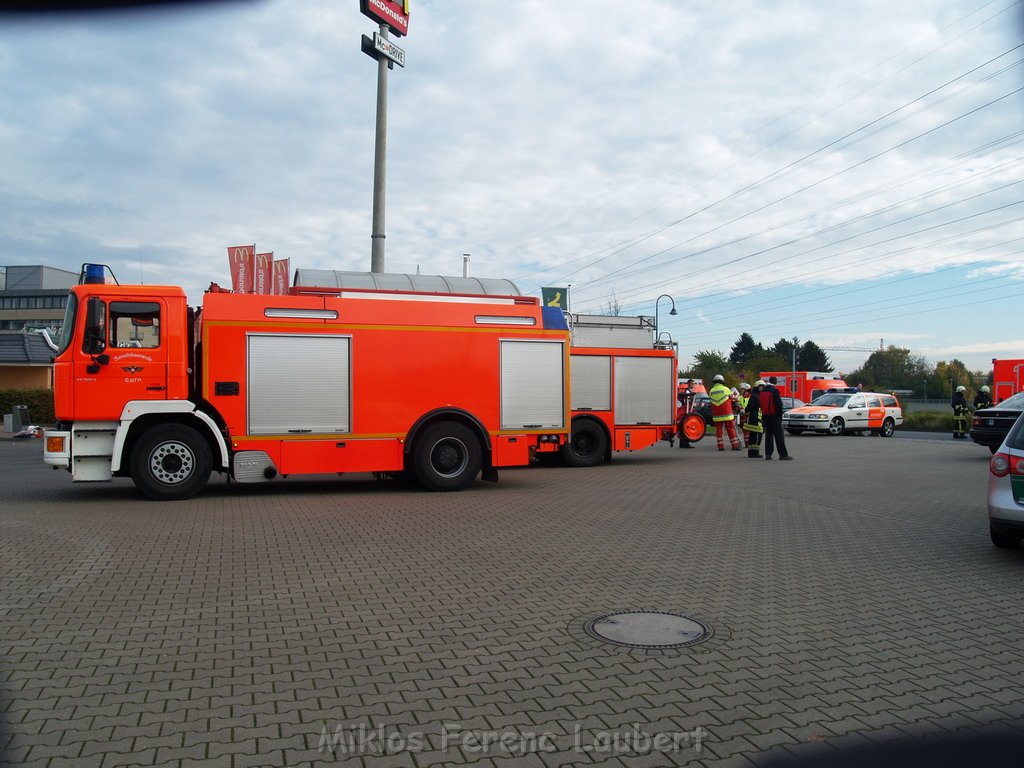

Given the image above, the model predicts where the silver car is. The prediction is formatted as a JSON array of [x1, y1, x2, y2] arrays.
[[988, 411, 1024, 548]]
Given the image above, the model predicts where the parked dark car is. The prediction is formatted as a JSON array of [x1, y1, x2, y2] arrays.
[[971, 391, 1024, 454]]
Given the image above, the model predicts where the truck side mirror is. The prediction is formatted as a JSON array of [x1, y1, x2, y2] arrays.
[[83, 297, 107, 356]]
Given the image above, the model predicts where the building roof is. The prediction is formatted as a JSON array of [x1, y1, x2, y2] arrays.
[[0, 332, 56, 365], [0, 265, 77, 291]]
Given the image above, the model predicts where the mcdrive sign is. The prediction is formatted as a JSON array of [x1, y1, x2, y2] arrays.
[[360, 0, 410, 37]]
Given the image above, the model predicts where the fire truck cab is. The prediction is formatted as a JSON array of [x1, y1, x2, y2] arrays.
[[44, 266, 569, 500]]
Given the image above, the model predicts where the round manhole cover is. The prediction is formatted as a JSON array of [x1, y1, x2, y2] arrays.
[[584, 611, 711, 649]]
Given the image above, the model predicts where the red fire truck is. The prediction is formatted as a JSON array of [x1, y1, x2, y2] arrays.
[[992, 358, 1024, 403], [560, 314, 678, 466], [43, 266, 569, 500], [759, 370, 847, 404]]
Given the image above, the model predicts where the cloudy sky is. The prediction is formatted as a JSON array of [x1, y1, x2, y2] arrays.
[[1, 0, 1021, 374]]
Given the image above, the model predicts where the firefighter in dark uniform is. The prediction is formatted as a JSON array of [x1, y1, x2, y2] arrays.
[[744, 380, 765, 458], [951, 385, 970, 439], [974, 385, 993, 411]]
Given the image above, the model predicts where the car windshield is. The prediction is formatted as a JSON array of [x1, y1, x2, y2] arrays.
[[994, 392, 1024, 409], [810, 394, 851, 407]]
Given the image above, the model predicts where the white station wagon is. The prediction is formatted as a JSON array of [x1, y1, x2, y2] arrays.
[[782, 391, 904, 437]]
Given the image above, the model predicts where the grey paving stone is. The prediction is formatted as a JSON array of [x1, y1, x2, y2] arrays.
[[1, 437, 1022, 768]]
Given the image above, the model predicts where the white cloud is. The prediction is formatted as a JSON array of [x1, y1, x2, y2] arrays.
[[0, 0, 1019, 373]]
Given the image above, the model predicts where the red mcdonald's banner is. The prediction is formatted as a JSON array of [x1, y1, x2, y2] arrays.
[[228, 244, 255, 293], [272, 258, 290, 295], [359, 0, 410, 37], [254, 252, 273, 295]]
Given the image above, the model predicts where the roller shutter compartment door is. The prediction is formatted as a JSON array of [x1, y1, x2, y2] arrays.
[[500, 340, 565, 430], [614, 356, 674, 425], [247, 334, 351, 435]]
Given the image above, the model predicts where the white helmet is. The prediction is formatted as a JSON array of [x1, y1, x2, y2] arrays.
[[981, 385, 990, 393], [740, 382, 751, 390], [956, 385, 966, 393], [713, 374, 725, 382], [754, 379, 766, 388]]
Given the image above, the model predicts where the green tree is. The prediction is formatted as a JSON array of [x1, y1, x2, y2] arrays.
[[728, 333, 763, 367], [771, 338, 799, 368], [685, 349, 732, 385], [745, 350, 788, 383], [797, 341, 832, 372], [848, 346, 929, 391], [929, 359, 973, 399]]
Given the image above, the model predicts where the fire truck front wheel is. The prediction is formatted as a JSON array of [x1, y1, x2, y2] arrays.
[[561, 418, 608, 467], [413, 422, 483, 491], [130, 424, 213, 501]]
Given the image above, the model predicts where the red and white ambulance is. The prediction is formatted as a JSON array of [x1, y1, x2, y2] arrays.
[[781, 390, 903, 437]]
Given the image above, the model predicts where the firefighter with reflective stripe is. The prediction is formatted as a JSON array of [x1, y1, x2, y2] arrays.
[[743, 381, 764, 458], [736, 382, 751, 449], [709, 374, 741, 451], [951, 385, 970, 439], [974, 385, 993, 411], [759, 376, 792, 460]]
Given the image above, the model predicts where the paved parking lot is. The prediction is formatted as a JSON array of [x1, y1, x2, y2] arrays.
[[2, 432, 1023, 767]]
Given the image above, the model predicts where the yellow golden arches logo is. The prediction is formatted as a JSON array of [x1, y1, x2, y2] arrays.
[[403, 0, 410, 13]]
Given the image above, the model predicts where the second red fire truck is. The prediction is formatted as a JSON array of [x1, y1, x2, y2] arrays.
[[560, 313, 678, 466]]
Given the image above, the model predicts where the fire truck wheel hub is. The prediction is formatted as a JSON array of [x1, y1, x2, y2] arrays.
[[430, 438, 468, 478], [149, 441, 195, 484]]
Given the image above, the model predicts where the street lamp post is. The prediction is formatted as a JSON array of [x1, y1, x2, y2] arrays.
[[655, 294, 678, 337]]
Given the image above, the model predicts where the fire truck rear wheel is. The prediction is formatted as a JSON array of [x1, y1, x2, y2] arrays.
[[413, 422, 482, 491], [561, 419, 607, 467], [130, 424, 213, 501]]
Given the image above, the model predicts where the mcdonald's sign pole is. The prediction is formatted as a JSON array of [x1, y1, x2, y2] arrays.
[[360, 1, 410, 273]]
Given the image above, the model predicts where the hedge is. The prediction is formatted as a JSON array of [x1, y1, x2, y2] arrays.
[[901, 410, 954, 432], [0, 389, 56, 426]]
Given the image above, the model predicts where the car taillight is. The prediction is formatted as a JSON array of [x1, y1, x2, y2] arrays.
[[990, 453, 1024, 477]]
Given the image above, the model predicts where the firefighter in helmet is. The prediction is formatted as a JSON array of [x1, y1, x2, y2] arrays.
[[736, 382, 752, 449], [974, 385, 993, 411], [709, 374, 741, 451], [951, 385, 970, 439], [743, 381, 764, 458]]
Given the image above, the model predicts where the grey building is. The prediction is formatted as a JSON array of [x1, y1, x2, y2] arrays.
[[0, 265, 77, 333]]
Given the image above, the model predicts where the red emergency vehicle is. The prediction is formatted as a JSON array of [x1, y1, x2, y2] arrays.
[[759, 371, 847, 404], [992, 358, 1024, 403], [560, 314, 678, 466], [43, 265, 569, 500]]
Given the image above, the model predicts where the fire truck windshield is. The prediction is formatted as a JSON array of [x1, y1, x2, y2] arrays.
[[56, 292, 78, 355]]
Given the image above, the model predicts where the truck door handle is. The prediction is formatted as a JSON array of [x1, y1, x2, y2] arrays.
[[146, 385, 166, 391]]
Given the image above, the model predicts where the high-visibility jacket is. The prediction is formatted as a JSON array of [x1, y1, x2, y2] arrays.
[[709, 383, 734, 422], [737, 394, 750, 413]]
